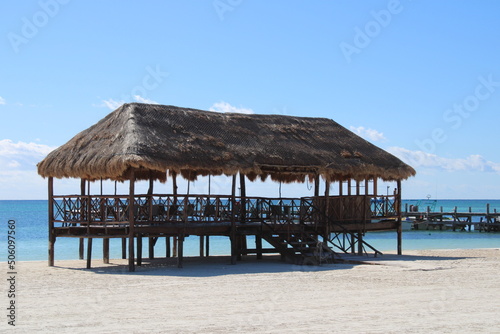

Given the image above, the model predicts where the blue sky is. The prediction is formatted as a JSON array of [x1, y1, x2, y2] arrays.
[[1, 0, 500, 199]]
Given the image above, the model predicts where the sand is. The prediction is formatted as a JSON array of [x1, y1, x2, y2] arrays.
[[4, 248, 500, 333]]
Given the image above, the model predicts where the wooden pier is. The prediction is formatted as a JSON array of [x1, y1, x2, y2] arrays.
[[403, 203, 500, 232]]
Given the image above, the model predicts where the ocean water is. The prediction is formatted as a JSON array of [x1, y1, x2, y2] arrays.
[[1, 200, 499, 262]]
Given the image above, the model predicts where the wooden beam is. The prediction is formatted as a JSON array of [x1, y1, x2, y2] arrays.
[[128, 170, 136, 272], [166, 237, 171, 258], [48, 177, 55, 267]]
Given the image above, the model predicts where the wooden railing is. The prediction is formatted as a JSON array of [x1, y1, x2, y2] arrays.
[[51, 194, 398, 228]]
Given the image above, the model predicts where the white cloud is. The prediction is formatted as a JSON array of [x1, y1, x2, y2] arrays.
[[209, 101, 254, 114], [0, 139, 54, 157], [101, 95, 158, 110], [0, 96, 5, 105], [0, 140, 57, 199], [387, 146, 500, 173], [349, 126, 386, 142], [133, 95, 158, 104], [102, 98, 124, 110]]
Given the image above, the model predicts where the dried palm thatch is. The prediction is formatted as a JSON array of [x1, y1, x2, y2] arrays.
[[37, 103, 415, 183]]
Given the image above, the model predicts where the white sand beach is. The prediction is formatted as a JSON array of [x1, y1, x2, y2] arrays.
[[5, 248, 500, 333]]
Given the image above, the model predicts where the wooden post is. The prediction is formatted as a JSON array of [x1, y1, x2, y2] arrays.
[[166, 237, 171, 258], [205, 236, 210, 257], [128, 170, 136, 272], [314, 175, 320, 197], [199, 235, 205, 257], [79, 179, 85, 260], [48, 177, 55, 266], [357, 232, 363, 255], [137, 234, 142, 266], [324, 180, 331, 241], [148, 174, 155, 260], [396, 180, 403, 255], [86, 238, 93, 269], [256, 234, 263, 260], [103, 238, 109, 264], [373, 178, 378, 197], [149, 237, 155, 260], [172, 171, 178, 258], [177, 235, 184, 268], [121, 238, 126, 259], [79, 240, 85, 261], [239, 173, 246, 224], [230, 174, 237, 265]]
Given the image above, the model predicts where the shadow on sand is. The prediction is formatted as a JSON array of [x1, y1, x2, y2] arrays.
[[52, 252, 475, 277]]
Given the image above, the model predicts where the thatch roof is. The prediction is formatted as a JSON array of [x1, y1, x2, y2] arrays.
[[37, 103, 415, 183]]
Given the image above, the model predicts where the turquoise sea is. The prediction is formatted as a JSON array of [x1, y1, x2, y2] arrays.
[[1, 200, 499, 262]]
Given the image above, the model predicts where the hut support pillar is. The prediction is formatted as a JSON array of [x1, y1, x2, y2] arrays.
[[86, 238, 93, 269], [357, 233, 363, 255], [256, 234, 263, 260], [149, 237, 155, 260], [314, 175, 320, 197], [79, 178, 85, 260], [137, 234, 143, 266], [79, 240, 84, 260], [205, 236, 210, 257], [48, 177, 55, 267], [397, 180, 402, 255], [121, 238, 127, 259], [103, 239, 109, 264], [230, 174, 237, 265], [128, 171, 136, 272], [199, 236, 204, 257], [166, 237, 171, 258], [177, 235, 184, 268], [324, 180, 331, 241]]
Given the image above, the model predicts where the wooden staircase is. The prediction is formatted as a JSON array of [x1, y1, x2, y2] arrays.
[[261, 225, 337, 265]]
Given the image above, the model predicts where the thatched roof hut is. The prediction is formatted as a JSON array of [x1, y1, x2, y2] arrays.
[[37, 103, 415, 183]]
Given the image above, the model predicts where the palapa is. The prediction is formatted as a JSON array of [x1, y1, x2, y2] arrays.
[[37, 103, 415, 183]]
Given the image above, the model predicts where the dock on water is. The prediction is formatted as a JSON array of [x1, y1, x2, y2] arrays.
[[402, 203, 500, 232]]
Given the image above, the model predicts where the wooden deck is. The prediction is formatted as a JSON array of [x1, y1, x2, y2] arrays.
[[49, 193, 402, 269]]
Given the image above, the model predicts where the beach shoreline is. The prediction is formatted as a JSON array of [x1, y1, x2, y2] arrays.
[[2, 248, 499, 333]]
